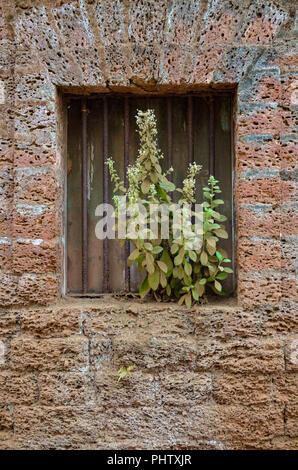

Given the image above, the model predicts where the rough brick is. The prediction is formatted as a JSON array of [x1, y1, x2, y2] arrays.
[[238, 271, 282, 306], [11, 335, 89, 371], [238, 205, 281, 239], [0, 406, 13, 439], [14, 168, 59, 206], [236, 139, 280, 171], [272, 374, 298, 405], [39, 372, 95, 406], [95, 364, 157, 406], [238, 238, 281, 272], [213, 373, 272, 405], [0, 310, 19, 336], [13, 204, 59, 240], [0, 372, 38, 405], [19, 306, 81, 338], [12, 240, 59, 274], [113, 333, 197, 369], [196, 338, 284, 373], [18, 273, 59, 305], [236, 178, 281, 205], [285, 405, 298, 438], [0, 273, 18, 306]]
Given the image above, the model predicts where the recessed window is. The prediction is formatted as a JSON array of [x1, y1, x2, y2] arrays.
[[66, 93, 234, 295]]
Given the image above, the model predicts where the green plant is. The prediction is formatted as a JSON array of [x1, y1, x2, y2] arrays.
[[117, 365, 135, 382], [107, 109, 232, 306]]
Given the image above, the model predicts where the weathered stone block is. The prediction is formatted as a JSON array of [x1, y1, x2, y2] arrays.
[[238, 238, 281, 272], [157, 370, 212, 405], [238, 270, 282, 306], [18, 273, 59, 305], [11, 335, 89, 371], [13, 205, 60, 240], [238, 205, 280, 239], [113, 333, 197, 369], [236, 178, 281, 205], [39, 371, 95, 406], [286, 405, 298, 438], [19, 306, 81, 338], [12, 240, 59, 274], [213, 372, 272, 405], [0, 372, 38, 405], [272, 373, 298, 405], [95, 364, 157, 406], [14, 168, 59, 206], [196, 338, 284, 373]]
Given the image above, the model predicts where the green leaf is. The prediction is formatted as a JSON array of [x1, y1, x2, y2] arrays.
[[209, 284, 227, 296], [144, 242, 153, 251], [152, 246, 163, 254], [159, 181, 176, 192], [178, 294, 186, 306], [145, 254, 155, 274], [166, 284, 171, 296], [214, 280, 222, 292], [174, 247, 185, 266], [223, 267, 233, 273], [192, 287, 199, 301], [212, 199, 224, 205], [157, 260, 168, 273], [214, 228, 228, 239], [184, 261, 192, 276], [160, 271, 167, 288], [206, 241, 216, 256], [148, 269, 160, 291], [185, 293, 192, 308], [200, 251, 208, 266], [188, 250, 197, 262], [216, 272, 227, 280], [216, 251, 223, 262], [171, 243, 179, 254], [128, 249, 140, 261], [160, 250, 174, 276], [141, 179, 151, 194], [199, 278, 207, 285], [139, 276, 150, 299]]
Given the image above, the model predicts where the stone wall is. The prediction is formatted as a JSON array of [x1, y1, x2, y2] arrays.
[[0, 0, 297, 449]]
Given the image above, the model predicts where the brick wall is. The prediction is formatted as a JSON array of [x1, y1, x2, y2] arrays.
[[0, 0, 297, 449]]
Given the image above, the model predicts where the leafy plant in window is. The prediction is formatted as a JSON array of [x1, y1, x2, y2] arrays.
[[107, 109, 232, 307]]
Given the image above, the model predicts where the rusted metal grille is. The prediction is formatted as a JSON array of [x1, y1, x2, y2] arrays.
[[66, 93, 234, 295]]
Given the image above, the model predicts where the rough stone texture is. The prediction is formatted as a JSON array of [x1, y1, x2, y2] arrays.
[[0, 0, 297, 450]]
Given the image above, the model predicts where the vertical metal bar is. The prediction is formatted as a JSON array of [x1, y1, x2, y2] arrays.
[[81, 98, 88, 294], [209, 96, 215, 176], [103, 96, 109, 292], [167, 98, 173, 179], [188, 95, 193, 164], [124, 97, 130, 291]]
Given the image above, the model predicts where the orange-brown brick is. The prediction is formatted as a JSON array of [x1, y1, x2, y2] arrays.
[[236, 178, 281, 205], [236, 139, 280, 171], [238, 238, 281, 272], [14, 169, 59, 206], [13, 206, 60, 240], [238, 205, 280, 238], [237, 109, 281, 137], [18, 273, 59, 305], [238, 271, 282, 306], [12, 240, 59, 274]]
